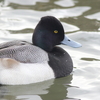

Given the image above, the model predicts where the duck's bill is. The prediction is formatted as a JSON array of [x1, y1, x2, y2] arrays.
[[61, 35, 82, 48]]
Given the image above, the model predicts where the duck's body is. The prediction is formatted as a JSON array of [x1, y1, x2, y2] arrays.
[[0, 58, 55, 85], [0, 16, 81, 85], [0, 40, 72, 85]]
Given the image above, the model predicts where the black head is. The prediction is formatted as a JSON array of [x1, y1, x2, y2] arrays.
[[32, 16, 64, 52]]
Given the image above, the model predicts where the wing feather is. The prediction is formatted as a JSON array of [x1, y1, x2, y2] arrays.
[[0, 40, 30, 49], [0, 41, 49, 63]]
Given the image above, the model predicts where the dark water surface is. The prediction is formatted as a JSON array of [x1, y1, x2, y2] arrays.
[[0, 0, 100, 100]]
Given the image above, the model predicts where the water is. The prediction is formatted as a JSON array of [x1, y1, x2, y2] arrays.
[[0, 0, 100, 100]]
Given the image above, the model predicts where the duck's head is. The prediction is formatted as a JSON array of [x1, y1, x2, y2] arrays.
[[33, 16, 81, 51]]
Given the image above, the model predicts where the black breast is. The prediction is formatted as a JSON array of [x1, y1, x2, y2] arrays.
[[48, 47, 73, 78]]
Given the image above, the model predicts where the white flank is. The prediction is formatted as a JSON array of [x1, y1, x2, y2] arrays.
[[0, 58, 55, 85]]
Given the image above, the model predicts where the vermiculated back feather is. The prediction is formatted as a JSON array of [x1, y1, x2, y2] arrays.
[[0, 40, 49, 63]]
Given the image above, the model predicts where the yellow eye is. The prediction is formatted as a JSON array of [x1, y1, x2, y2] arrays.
[[54, 30, 58, 33]]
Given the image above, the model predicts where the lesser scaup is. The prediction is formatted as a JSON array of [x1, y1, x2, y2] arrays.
[[0, 16, 81, 85]]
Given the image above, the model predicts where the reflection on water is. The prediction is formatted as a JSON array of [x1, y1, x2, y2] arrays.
[[81, 58, 100, 61], [54, 0, 75, 7], [0, 76, 72, 100], [3, 0, 49, 6], [0, 0, 100, 100], [0, 79, 54, 100], [41, 75, 72, 100]]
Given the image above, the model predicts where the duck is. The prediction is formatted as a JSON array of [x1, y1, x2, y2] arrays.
[[0, 16, 81, 85]]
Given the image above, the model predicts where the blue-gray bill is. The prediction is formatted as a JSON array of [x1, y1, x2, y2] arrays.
[[61, 35, 82, 48]]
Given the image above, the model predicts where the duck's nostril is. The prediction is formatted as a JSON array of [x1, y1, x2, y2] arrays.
[[68, 39, 70, 41]]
